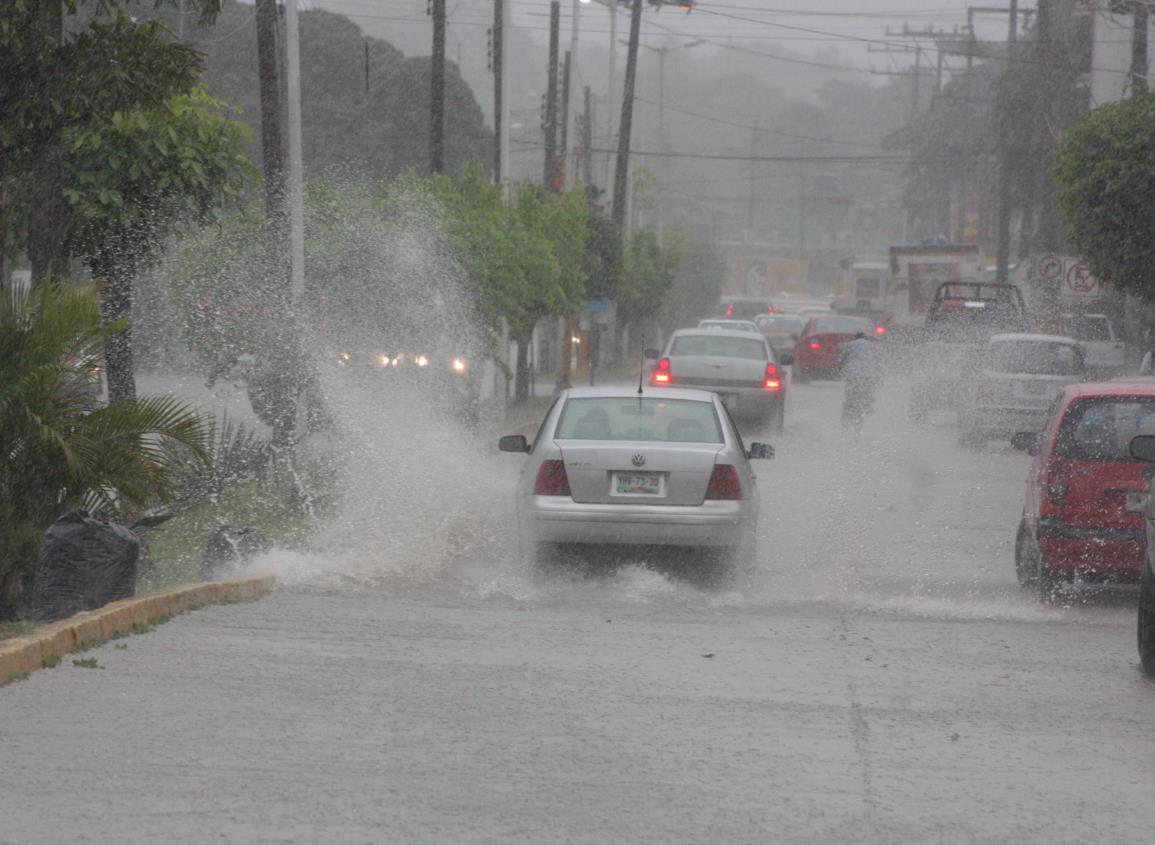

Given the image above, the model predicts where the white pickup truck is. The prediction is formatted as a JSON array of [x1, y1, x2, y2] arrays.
[[1062, 313, 1125, 376]]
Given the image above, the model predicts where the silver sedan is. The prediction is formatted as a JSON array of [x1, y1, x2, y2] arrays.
[[499, 386, 773, 574]]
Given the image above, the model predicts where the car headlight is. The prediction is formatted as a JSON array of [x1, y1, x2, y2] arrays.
[[415, 354, 429, 368], [377, 353, 390, 368], [452, 357, 467, 374]]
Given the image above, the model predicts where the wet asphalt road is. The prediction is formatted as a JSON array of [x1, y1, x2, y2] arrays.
[[2, 378, 1153, 844]]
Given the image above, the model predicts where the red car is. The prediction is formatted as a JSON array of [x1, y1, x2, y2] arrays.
[[791, 315, 882, 382], [1013, 381, 1155, 601]]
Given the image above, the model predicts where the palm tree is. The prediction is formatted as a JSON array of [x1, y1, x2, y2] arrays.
[[0, 283, 210, 620]]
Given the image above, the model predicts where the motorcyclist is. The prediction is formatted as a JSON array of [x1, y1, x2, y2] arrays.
[[840, 331, 882, 430]]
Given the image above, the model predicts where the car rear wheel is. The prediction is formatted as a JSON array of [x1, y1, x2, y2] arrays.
[[1014, 521, 1038, 587], [1138, 562, 1155, 678]]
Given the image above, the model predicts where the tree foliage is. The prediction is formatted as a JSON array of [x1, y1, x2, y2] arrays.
[[0, 283, 211, 619], [1053, 92, 1155, 300]]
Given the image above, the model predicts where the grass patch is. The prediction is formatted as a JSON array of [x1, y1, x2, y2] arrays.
[[1, 671, 30, 687], [497, 395, 555, 437], [137, 475, 321, 592], [42, 655, 61, 668], [72, 657, 102, 669], [213, 594, 259, 606], [0, 621, 37, 642]]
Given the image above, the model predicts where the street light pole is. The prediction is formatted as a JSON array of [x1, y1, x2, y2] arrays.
[[284, 0, 305, 301]]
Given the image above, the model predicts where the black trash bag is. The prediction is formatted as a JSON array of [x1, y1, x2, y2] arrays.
[[201, 525, 271, 581], [29, 510, 140, 622]]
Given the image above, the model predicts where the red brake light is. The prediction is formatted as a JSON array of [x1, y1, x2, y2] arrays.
[[533, 460, 572, 496], [808, 340, 821, 350], [651, 357, 672, 385], [874, 324, 887, 335], [705, 465, 742, 500], [725, 303, 734, 317], [764, 362, 782, 390]]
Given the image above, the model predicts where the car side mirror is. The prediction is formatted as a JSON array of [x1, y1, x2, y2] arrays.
[[644, 348, 661, 360], [498, 434, 530, 453], [747, 442, 774, 460], [779, 352, 794, 365], [1010, 432, 1040, 456], [1131, 435, 1155, 463]]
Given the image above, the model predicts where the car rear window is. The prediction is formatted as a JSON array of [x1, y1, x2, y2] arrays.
[[1056, 397, 1155, 462], [757, 315, 804, 333], [1066, 316, 1112, 342], [555, 398, 723, 443], [670, 334, 767, 360], [984, 340, 1083, 375], [699, 320, 758, 333], [813, 317, 871, 334]]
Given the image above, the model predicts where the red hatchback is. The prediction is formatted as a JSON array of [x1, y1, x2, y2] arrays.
[[792, 315, 881, 382], [1014, 381, 1155, 601]]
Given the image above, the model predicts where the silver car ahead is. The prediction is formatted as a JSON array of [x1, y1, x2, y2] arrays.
[[499, 386, 773, 572], [651, 328, 785, 431]]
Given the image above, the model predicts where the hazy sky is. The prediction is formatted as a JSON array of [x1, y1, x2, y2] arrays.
[[314, 0, 1013, 69]]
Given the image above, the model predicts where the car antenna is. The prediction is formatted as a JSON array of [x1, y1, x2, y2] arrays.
[[637, 334, 645, 395]]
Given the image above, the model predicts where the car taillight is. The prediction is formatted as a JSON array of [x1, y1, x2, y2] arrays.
[[808, 339, 821, 350], [651, 357, 672, 385], [726, 304, 734, 317], [533, 460, 572, 496], [705, 465, 742, 500], [764, 362, 781, 390], [1045, 458, 1070, 508], [874, 324, 887, 335]]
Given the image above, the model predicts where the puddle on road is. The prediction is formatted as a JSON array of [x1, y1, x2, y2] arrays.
[[257, 379, 1135, 628]]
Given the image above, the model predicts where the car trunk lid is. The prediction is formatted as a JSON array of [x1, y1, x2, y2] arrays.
[[556, 441, 724, 505]]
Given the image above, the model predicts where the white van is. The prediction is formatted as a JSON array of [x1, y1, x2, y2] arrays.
[[1063, 313, 1125, 376]]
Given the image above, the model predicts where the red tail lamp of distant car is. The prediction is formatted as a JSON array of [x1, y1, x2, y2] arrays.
[[652, 357, 672, 385], [763, 362, 782, 390], [725, 303, 734, 317], [705, 465, 743, 500], [808, 339, 821, 351], [533, 460, 572, 496], [874, 324, 887, 335]]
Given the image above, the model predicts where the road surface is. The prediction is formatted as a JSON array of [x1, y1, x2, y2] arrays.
[[2, 377, 1153, 844]]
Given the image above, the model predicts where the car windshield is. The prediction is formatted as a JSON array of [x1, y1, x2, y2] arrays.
[[984, 340, 1083, 375], [1066, 315, 1112, 341], [1056, 397, 1155, 461], [554, 397, 723, 443], [813, 317, 871, 334], [670, 334, 767, 360], [757, 315, 804, 333]]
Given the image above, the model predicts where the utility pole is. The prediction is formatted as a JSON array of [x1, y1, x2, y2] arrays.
[[606, 0, 619, 187], [285, 0, 305, 300], [582, 85, 593, 186], [746, 123, 757, 242], [559, 49, 572, 188], [612, 0, 643, 233], [544, 1, 561, 189], [254, 0, 284, 267], [430, 0, 446, 174], [1133, 1, 1149, 94], [492, 0, 504, 182], [1033, 0, 1060, 256], [568, 0, 581, 189], [995, 0, 1019, 283]]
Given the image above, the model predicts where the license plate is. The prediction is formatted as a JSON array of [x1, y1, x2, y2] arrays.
[[613, 471, 663, 496], [1127, 491, 1149, 512]]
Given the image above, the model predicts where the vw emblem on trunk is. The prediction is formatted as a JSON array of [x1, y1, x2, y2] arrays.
[[631, 453, 646, 467]]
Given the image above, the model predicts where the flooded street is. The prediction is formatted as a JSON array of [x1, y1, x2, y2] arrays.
[[3, 378, 1151, 844]]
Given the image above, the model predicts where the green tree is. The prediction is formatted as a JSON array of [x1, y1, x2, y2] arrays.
[[0, 1, 221, 287], [60, 87, 254, 403], [659, 234, 724, 333], [1053, 92, 1155, 301], [0, 283, 210, 620], [617, 230, 679, 348]]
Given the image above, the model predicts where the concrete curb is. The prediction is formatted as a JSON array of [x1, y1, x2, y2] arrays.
[[0, 573, 276, 686]]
